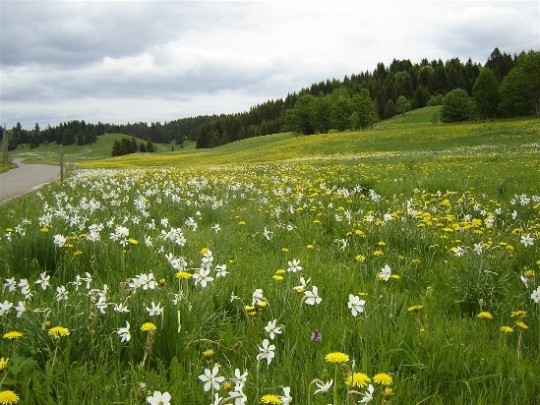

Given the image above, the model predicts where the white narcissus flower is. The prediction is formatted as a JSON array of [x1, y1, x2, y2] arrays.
[[531, 286, 540, 304], [117, 321, 131, 343], [520, 233, 534, 247], [15, 301, 25, 318], [287, 259, 302, 273], [293, 276, 311, 293], [378, 264, 392, 281], [193, 267, 214, 288], [313, 379, 333, 395], [252, 288, 266, 306], [199, 364, 226, 392], [146, 301, 163, 316], [347, 294, 366, 317], [0, 300, 13, 316], [215, 264, 229, 278], [256, 339, 276, 365], [35, 271, 50, 290], [146, 390, 171, 405], [281, 386, 292, 405], [264, 319, 283, 340], [359, 384, 375, 403], [304, 286, 322, 305], [53, 234, 66, 247]]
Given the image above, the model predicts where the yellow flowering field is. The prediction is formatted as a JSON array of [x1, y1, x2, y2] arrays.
[[1, 119, 539, 404]]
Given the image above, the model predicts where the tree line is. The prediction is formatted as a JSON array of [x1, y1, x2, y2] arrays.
[[4, 116, 215, 151], [3, 48, 537, 151]]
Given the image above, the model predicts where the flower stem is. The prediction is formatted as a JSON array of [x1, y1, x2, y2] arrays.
[[333, 365, 339, 405]]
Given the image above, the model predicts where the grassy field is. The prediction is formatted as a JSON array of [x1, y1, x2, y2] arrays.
[[75, 110, 539, 171], [8, 134, 196, 166], [0, 113, 539, 404]]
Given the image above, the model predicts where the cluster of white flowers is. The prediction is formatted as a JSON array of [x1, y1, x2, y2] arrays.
[[110, 225, 129, 246], [128, 273, 158, 291]]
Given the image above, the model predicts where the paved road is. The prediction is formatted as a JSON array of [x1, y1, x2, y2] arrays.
[[0, 159, 61, 203]]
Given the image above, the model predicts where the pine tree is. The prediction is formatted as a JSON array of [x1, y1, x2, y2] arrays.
[[472, 68, 499, 119]]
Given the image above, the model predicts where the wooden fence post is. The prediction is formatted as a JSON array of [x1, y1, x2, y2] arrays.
[[60, 144, 64, 182], [2, 126, 7, 165]]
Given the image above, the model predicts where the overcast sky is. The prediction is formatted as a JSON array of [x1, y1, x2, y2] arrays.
[[1, 0, 538, 129]]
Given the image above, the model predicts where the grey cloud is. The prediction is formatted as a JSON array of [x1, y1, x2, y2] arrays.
[[0, 1, 228, 67], [434, 3, 539, 61], [1, 1, 538, 129]]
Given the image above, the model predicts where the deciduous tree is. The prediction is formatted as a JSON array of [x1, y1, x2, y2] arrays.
[[441, 88, 474, 122]]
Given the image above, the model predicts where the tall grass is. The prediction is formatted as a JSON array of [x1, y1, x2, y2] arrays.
[[1, 119, 539, 404]]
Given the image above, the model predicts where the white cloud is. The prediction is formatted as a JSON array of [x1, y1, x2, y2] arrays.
[[1, 1, 538, 129]]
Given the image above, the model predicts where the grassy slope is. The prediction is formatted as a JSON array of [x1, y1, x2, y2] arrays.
[[9, 134, 196, 165], [6, 108, 538, 170], [77, 108, 539, 169]]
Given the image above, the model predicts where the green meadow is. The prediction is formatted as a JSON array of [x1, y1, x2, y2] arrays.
[[1, 111, 539, 404]]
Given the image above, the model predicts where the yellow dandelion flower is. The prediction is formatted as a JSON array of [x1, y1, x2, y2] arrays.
[[48, 326, 70, 338], [325, 352, 349, 363], [200, 247, 209, 255], [202, 349, 215, 359], [260, 394, 282, 404], [345, 372, 371, 387], [373, 249, 384, 256], [408, 305, 423, 313], [140, 322, 157, 332], [272, 275, 284, 282], [128, 238, 138, 245], [256, 301, 268, 308], [176, 271, 192, 279], [281, 248, 289, 253], [3, 331, 23, 340], [40, 227, 49, 233], [500, 326, 514, 334], [391, 274, 401, 280], [515, 321, 528, 330], [524, 269, 536, 278], [238, 221, 246, 225], [244, 305, 256, 316], [73, 250, 83, 256], [222, 381, 232, 391], [355, 254, 366, 262], [158, 278, 167, 286], [383, 387, 394, 399], [275, 269, 286, 275], [477, 311, 493, 320], [0, 390, 20, 405], [373, 372, 393, 386], [0, 357, 8, 372], [511, 310, 526, 319]]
